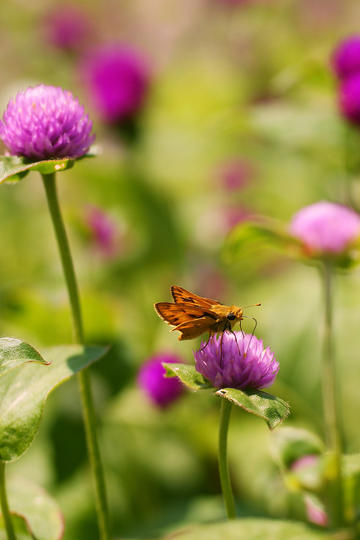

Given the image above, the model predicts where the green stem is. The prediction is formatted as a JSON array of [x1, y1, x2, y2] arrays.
[[0, 462, 16, 540], [41, 173, 110, 540], [321, 262, 343, 528], [218, 399, 236, 519]]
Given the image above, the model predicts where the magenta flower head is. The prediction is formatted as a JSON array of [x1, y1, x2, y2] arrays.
[[332, 36, 360, 80], [338, 74, 360, 125], [0, 85, 94, 161], [45, 6, 91, 52], [194, 332, 279, 390], [138, 353, 184, 408], [86, 206, 117, 258], [289, 201, 360, 257], [81, 44, 149, 125], [219, 158, 253, 192]]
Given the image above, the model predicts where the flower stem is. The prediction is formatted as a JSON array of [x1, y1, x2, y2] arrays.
[[41, 173, 110, 540], [0, 461, 16, 540], [321, 262, 343, 528], [218, 399, 236, 519]]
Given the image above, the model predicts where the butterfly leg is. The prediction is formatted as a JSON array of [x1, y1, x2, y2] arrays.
[[229, 329, 241, 357], [200, 332, 212, 352], [245, 317, 258, 355]]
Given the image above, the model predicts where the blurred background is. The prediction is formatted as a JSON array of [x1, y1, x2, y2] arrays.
[[1, 0, 360, 538]]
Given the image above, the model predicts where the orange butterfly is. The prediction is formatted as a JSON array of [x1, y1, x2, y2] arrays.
[[154, 285, 260, 341]]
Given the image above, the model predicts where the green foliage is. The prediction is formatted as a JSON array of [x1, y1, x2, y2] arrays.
[[0, 514, 33, 540], [0, 148, 97, 184], [4, 477, 64, 540], [272, 427, 324, 469], [0, 337, 47, 375], [167, 517, 332, 539], [0, 345, 107, 461], [164, 363, 289, 429], [216, 388, 290, 430]]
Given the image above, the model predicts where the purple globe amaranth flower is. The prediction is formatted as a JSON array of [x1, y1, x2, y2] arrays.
[[194, 332, 279, 390], [219, 158, 254, 192], [137, 353, 184, 408], [0, 85, 94, 161], [86, 206, 118, 259], [305, 495, 328, 527], [339, 74, 360, 125], [289, 201, 360, 256], [81, 44, 149, 124], [332, 36, 360, 80], [45, 6, 91, 52]]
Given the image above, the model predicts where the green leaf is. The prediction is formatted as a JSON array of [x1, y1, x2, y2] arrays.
[[6, 477, 64, 540], [0, 514, 33, 540], [0, 337, 48, 377], [272, 427, 324, 469], [0, 156, 74, 184], [223, 221, 300, 268], [167, 517, 331, 539], [216, 388, 290, 430], [163, 363, 212, 391], [0, 147, 97, 184], [0, 344, 107, 461]]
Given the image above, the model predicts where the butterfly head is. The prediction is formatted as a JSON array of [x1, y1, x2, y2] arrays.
[[227, 306, 243, 322]]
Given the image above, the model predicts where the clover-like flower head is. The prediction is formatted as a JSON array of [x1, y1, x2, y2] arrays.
[[290, 201, 360, 256], [138, 353, 184, 408], [81, 44, 149, 124], [0, 85, 94, 160], [332, 35, 360, 80], [194, 332, 279, 390]]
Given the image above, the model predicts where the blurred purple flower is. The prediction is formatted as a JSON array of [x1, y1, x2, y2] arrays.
[[81, 44, 149, 124], [289, 201, 360, 256], [219, 158, 253, 192], [290, 454, 318, 472], [0, 85, 94, 160], [86, 206, 117, 258], [305, 495, 328, 527], [45, 6, 91, 52], [332, 36, 360, 80], [138, 353, 184, 408], [339, 74, 360, 125], [194, 332, 279, 390]]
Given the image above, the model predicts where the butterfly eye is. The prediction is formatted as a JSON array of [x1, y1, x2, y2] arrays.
[[227, 313, 236, 321]]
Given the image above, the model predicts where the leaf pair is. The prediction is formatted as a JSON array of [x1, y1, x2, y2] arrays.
[[163, 363, 290, 430]]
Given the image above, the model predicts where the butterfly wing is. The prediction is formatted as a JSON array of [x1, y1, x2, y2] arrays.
[[173, 317, 216, 340], [171, 285, 222, 308]]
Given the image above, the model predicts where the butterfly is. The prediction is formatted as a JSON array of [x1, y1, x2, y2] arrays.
[[154, 285, 260, 341]]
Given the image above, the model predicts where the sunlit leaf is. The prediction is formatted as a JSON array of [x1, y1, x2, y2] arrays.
[[0, 345, 107, 461], [0, 337, 47, 377], [163, 363, 212, 391], [0, 514, 33, 540], [7, 477, 64, 540], [0, 147, 97, 184], [216, 387, 290, 430], [166, 517, 331, 539]]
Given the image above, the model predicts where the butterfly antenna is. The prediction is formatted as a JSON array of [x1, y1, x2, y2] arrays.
[[243, 303, 261, 309]]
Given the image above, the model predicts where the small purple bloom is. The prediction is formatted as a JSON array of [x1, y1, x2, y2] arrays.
[[45, 6, 91, 51], [305, 495, 328, 527], [194, 332, 279, 390], [290, 454, 319, 472], [219, 158, 253, 192], [289, 201, 360, 256], [339, 74, 360, 125], [81, 44, 149, 124], [138, 353, 184, 408], [332, 36, 360, 80], [86, 206, 117, 258], [0, 85, 94, 161]]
